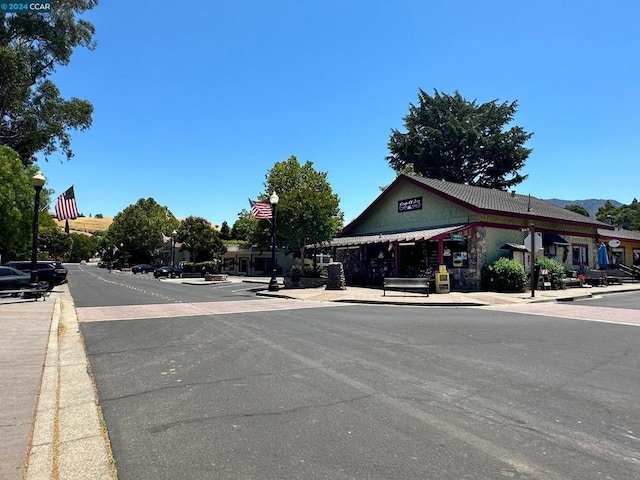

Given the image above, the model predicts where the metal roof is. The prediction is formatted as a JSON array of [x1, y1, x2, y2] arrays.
[[500, 243, 529, 252], [317, 225, 465, 248]]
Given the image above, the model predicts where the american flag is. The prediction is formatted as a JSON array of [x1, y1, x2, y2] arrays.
[[55, 185, 79, 220], [161, 233, 172, 244], [249, 198, 272, 220]]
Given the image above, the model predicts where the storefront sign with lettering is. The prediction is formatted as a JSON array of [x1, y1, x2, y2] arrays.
[[398, 197, 422, 212]]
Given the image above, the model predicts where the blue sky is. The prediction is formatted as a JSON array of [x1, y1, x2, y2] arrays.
[[42, 0, 639, 226]]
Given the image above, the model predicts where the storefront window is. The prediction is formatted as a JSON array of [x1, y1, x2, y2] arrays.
[[443, 240, 469, 268], [634, 249, 640, 266], [572, 244, 588, 266], [610, 247, 624, 265]]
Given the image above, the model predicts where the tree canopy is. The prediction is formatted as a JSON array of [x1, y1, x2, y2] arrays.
[[0, 145, 52, 260], [597, 199, 640, 231], [262, 155, 343, 259], [387, 89, 533, 189], [0, 1, 98, 165], [106, 198, 179, 264], [219, 221, 231, 240], [230, 209, 257, 244], [176, 216, 226, 263], [564, 204, 590, 217]]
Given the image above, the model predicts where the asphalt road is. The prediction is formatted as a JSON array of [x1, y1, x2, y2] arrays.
[[69, 264, 263, 307], [69, 265, 640, 480]]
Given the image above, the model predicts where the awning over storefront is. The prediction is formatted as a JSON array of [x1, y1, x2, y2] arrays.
[[542, 233, 570, 246], [316, 225, 466, 248], [500, 243, 529, 252]]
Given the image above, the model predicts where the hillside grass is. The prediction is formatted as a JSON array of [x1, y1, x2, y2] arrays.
[[55, 216, 113, 234]]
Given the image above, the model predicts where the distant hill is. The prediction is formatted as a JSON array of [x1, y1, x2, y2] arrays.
[[55, 216, 113, 235], [544, 199, 622, 219]]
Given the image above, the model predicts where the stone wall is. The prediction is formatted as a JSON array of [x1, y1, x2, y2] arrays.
[[325, 262, 346, 290], [450, 226, 486, 291]]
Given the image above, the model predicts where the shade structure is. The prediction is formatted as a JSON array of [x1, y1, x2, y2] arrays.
[[597, 242, 609, 268]]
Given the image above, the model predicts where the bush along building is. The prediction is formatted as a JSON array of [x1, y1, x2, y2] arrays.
[[315, 174, 639, 291]]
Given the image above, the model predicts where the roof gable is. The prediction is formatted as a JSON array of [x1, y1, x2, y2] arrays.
[[339, 174, 611, 236]]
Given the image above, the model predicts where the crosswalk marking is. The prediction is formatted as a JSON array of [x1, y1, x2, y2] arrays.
[[77, 298, 343, 322], [481, 303, 640, 326]]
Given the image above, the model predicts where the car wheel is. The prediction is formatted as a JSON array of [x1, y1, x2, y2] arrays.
[[36, 279, 52, 291]]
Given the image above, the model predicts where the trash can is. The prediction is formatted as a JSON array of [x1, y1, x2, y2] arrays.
[[435, 271, 450, 294]]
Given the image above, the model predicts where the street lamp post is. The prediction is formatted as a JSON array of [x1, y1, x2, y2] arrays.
[[268, 192, 280, 291], [172, 229, 177, 269], [530, 223, 536, 298], [30, 171, 46, 284]]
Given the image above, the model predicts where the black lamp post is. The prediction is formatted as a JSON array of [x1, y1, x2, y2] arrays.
[[172, 229, 177, 269], [530, 223, 536, 298], [268, 191, 280, 291], [30, 171, 46, 284]]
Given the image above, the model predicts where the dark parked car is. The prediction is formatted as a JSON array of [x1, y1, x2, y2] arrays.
[[0, 266, 32, 293], [153, 266, 182, 278], [3, 260, 68, 290], [132, 264, 156, 274]]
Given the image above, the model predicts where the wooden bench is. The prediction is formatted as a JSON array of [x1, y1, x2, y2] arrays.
[[383, 277, 430, 296], [584, 274, 622, 287]]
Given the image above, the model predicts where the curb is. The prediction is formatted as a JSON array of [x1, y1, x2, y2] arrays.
[[24, 286, 115, 480], [331, 298, 486, 307], [255, 291, 488, 307]]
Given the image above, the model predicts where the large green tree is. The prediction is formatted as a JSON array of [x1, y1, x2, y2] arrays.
[[230, 209, 258, 243], [0, 145, 52, 260], [262, 155, 343, 259], [106, 198, 179, 265], [597, 199, 640, 231], [387, 89, 533, 189], [564, 204, 590, 217], [0, 1, 98, 165], [39, 225, 72, 260], [67, 232, 99, 262], [177, 216, 226, 263], [219, 221, 231, 240]]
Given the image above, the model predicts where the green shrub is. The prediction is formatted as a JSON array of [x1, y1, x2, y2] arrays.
[[535, 257, 566, 290], [482, 257, 528, 292], [289, 264, 322, 281]]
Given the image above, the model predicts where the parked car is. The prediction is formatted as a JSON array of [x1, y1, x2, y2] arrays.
[[0, 266, 32, 293], [3, 260, 68, 290], [153, 266, 182, 278], [132, 264, 156, 274]]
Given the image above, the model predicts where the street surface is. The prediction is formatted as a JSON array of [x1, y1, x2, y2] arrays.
[[70, 265, 640, 479]]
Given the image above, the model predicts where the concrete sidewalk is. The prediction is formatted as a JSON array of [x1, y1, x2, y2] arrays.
[[0, 286, 114, 480], [199, 275, 640, 306], [1, 277, 639, 479]]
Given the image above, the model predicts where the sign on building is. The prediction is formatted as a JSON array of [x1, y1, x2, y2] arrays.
[[398, 197, 422, 212]]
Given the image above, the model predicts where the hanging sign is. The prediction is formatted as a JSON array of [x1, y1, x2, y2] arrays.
[[398, 197, 422, 212], [608, 239, 620, 248], [449, 234, 465, 241]]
